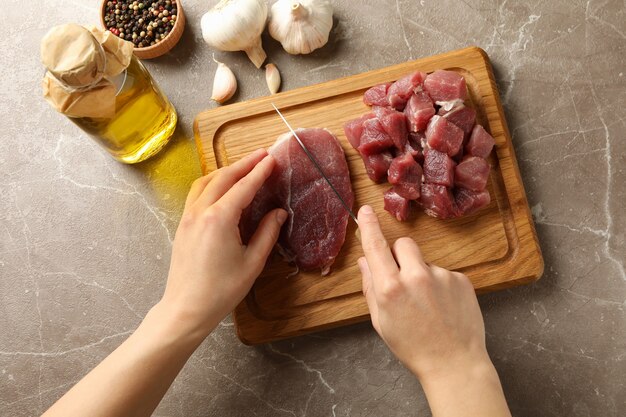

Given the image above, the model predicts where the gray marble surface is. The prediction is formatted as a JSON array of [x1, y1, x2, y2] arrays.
[[1, 0, 625, 416]]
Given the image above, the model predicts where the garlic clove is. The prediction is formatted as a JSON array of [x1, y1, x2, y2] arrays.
[[269, 0, 334, 55], [211, 57, 237, 104], [265, 63, 281, 95]]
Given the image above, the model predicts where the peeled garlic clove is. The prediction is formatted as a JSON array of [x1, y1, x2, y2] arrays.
[[265, 63, 281, 95], [211, 57, 237, 104], [269, 0, 334, 55]]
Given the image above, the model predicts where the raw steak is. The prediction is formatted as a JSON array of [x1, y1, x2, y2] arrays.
[[423, 149, 456, 187], [466, 124, 495, 159], [404, 91, 436, 132], [424, 70, 467, 102], [358, 118, 395, 156], [239, 128, 354, 275], [364, 83, 391, 107], [420, 183, 457, 219], [388, 153, 422, 200], [425, 115, 464, 157], [343, 113, 376, 149], [454, 156, 490, 191], [455, 188, 491, 216], [387, 71, 427, 110], [363, 150, 393, 183], [384, 188, 411, 221]]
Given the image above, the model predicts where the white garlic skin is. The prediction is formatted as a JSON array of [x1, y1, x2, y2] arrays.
[[201, 0, 268, 68], [265, 63, 281, 94], [269, 0, 334, 55], [211, 58, 237, 104]]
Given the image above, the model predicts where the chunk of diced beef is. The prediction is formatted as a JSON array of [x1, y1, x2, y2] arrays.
[[387, 71, 427, 110], [425, 115, 464, 157], [406, 132, 424, 163], [373, 107, 408, 152], [362, 150, 393, 183], [423, 149, 455, 187], [404, 91, 435, 132], [420, 183, 457, 219], [454, 156, 490, 191], [440, 105, 476, 140], [455, 188, 491, 216], [465, 124, 495, 159], [363, 83, 392, 107], [388, 153, 422, 200], [343, 113, 376, 149], [384, 188, 411, 221], [424, 70, 467, 102], [358, 118, 395, 156]]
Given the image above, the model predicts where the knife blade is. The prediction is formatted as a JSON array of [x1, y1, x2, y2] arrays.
[[271, 103, 359, 226]]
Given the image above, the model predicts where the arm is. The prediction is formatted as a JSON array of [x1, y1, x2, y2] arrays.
[[43, 148, 287, 417], [357, 205, 511, 417]]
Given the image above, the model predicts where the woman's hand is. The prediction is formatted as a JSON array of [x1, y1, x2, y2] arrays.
[[357, 205, 511, 417], [160, 148, 287, 338]]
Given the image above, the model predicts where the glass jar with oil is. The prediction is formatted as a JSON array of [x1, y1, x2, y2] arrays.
[[41, 24, 176, 164]]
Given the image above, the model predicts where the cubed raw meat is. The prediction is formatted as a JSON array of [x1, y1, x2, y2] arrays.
[[363, 151, 393, 183], [343, 113, 376, 149], [440, 105, 476, 140], [387, 71, 427, 110], [388, 153, 422, 200], [455, 188, 491, 216], [363, 83, 392, 107], [424, 70, 467, 102], [425, 115, 464, 157], [466, 124, 495, 159], [420, 183, 457, 219], [423, 149, 455, 187], [454, 156, 490, 191], [404, 91, 435, 132], [406, 132, 424, 163], [384, 188, 411, 221], [374, 107, 408, 152], [358, 118, 395, 156]]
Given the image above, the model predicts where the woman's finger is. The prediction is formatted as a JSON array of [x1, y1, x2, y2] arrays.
[[358, 205, 399, 281], [391, 237, 429, 273], [358, 257, 381, 334], [185, 174, 212, 208], [245, 208, 288, 276], [216, 155, 276, 218], [196, 148, 269, 209]]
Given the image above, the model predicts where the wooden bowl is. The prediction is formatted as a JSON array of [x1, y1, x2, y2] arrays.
[[100, 0, 186, 59]]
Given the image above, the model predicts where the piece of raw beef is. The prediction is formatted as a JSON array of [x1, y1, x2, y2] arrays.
[[358, 118, 395, 156], [423, 149, 456, 187], [384, 188, 411, 221], [425, 115, 464, 157], [388, 153, 422, 200], [440, 105, 476, 140], [454, 156, 490, 191], [343, 113, 376, 149], [387, 71, 427, 110], [239, 128, 354, 275], [404, 91, 436, 132], [465, 124, 495, 159], [420, 183, 457, 219], [455, 188, 491, 216], [363, 83, 392, 107], [424, 70, 467, 102], [363, 150, 394, 183]]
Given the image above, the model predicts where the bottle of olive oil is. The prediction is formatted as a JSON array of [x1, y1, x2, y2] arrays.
[[41, 24, 177, 164]]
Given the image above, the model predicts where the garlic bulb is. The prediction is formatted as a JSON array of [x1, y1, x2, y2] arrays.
[[211, 56, 237, 104], [265, 63, 281, 94], [201, 0, 268, 68], [269, 0, 333, 55]]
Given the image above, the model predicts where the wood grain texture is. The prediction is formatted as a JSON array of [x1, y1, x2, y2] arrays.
[[193, 47, 544, 345]]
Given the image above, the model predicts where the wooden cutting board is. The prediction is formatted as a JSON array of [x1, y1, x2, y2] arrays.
[[193, 46, 543, 345]]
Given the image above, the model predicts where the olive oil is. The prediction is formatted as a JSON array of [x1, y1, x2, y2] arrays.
[[70, 56, 177, 164]]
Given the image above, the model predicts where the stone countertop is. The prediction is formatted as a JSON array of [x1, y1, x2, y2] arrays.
[[1, 0, 624, 416]]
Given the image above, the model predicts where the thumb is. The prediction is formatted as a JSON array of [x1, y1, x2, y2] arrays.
[[245, 208, 288, 272]]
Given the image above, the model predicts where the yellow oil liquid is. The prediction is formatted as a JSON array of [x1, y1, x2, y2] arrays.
[[70, 56, 177, 164]]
